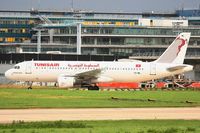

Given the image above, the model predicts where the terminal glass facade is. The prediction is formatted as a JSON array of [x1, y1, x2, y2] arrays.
[[0, 10, 199, 57]]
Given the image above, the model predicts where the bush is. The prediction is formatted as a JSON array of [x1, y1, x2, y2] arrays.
[[0, 120, 90, 129], [186, 127, 196, 132]]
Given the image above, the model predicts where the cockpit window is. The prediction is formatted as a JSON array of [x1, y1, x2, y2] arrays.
[[14, 66, 20, 69]]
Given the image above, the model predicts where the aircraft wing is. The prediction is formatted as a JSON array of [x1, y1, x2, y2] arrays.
[[167, 65, 187, 71], [75, 69, 102, 81]]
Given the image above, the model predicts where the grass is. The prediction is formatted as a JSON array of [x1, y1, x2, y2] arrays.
[[0, 120, 200, 133], [0, 87, 199, 108]]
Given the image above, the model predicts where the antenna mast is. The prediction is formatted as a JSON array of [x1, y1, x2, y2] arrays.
[[71, 0, 74, 11]]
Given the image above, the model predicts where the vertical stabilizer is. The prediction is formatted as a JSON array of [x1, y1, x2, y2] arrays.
[[155, 32, 191, 64]]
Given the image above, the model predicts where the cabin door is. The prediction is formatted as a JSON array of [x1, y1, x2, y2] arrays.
[[150, 63, 156, 75], [25, 62, 32, 74]]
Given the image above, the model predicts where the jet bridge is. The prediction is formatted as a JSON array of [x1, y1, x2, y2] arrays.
[[34, 15, 83, 55]]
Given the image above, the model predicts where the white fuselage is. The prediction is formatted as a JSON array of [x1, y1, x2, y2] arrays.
[[5, 32, 193, 86], [5, 61, 193, 83]]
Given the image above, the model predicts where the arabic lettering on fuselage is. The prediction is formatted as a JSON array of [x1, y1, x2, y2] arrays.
[[68, 63, 100, 68], [34, 63, 100, 68]]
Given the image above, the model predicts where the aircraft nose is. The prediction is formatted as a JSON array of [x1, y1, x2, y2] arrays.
[[5, 70, 12, 79]]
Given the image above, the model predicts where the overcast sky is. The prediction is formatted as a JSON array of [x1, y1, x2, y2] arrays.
[[0, 0, 199, 12]]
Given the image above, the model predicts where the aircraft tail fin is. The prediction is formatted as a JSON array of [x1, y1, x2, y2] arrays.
[[155, 32, 191, 64]]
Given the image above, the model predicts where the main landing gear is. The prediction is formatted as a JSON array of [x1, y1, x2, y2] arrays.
[[88, 84, 99, 90], [27, 81, 33, 90]]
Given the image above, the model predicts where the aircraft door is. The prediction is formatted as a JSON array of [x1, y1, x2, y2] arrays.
[[25, 62, 32, 74], [150, 63, 156, 75]]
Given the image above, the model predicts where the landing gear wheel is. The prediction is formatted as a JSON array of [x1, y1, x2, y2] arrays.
[[88, 85, 99, 91], [93, 86, 99, 90], [88, 86, 93, 90], [27, 81, 33, 90], [28, 87, 32, 90]]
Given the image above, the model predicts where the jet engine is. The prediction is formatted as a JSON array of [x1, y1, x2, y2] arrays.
[[57, 76, 75, 88]]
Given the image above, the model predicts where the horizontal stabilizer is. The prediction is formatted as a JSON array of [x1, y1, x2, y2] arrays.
[[167, 65, 187, 71]]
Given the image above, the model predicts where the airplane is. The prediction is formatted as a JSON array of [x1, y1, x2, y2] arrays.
[[5, 32, 193, 90]]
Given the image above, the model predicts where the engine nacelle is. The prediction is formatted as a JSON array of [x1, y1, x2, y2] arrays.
[[57, 76, 75, 88]]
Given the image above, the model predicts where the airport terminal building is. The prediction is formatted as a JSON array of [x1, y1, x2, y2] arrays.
[[0, 8, 200, 82]]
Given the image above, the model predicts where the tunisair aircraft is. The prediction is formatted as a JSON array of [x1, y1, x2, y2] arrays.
[[5, 32, 193, 90]]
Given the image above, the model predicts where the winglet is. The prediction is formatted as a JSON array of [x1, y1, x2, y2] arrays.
[[155, 32, 191, 64]]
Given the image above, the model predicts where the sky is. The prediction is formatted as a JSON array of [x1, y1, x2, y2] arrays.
[[0, 0, 199, 13]]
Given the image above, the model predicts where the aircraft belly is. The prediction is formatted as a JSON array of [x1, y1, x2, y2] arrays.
[[24, 73, 57, 82], [104, 71, 139, 82]]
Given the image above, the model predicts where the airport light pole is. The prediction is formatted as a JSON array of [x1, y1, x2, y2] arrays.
[[33, 28, 44, 53], [77, 22, 81, 55], [37, 29, 41, 53]]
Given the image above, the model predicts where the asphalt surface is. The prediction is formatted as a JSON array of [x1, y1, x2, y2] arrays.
[[0, 108, 200, 123]]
